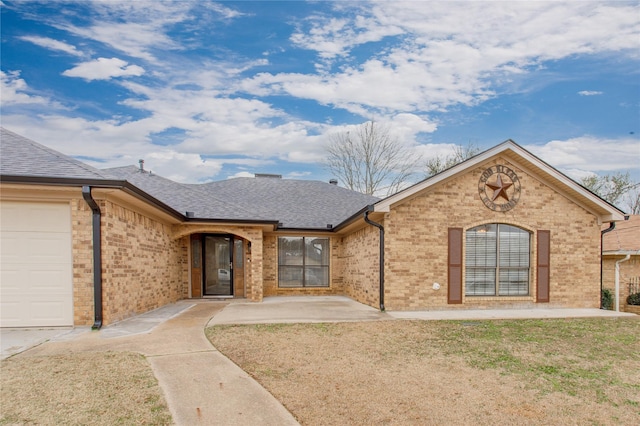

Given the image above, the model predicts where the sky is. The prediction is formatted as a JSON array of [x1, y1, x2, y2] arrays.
[[1, 0, 639, 190]]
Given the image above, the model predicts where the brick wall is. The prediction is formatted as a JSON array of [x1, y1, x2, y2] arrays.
[[71, 198, 95, 325], [603, 256, 640, 312], [345, 157, 603, 310], [100, 199, 188, 324], [340, 226, 381, 308]]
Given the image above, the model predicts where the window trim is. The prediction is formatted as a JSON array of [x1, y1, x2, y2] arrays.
[[277, 236, 330, 288], [464, 223, 531, 297]]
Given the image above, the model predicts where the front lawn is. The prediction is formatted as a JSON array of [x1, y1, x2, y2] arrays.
[[207, 317, 640, 425]]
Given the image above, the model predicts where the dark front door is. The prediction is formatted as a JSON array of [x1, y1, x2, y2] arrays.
[[203, 235, 233, 296]]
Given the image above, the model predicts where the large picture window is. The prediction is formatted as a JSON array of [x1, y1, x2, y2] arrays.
[[278, 237, 330, 288], [465, 224, 530, 296]]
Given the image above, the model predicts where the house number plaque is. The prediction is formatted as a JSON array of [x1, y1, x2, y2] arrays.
[[478, 165, 521, 212]]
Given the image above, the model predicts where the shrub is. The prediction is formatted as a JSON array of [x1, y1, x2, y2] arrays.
[[627, 292, 640, 306], [601, 288, 613, 310]]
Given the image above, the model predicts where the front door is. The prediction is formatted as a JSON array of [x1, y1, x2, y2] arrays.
[[203, 235, 233, 296]]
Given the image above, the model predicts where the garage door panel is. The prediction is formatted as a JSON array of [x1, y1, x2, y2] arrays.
[[29, 269, 71, 293], [30, 300, 71, 322], [0, 202, 70, 232], [26, 234, 72, 263], [1, 233, 70, 263], [0, 268, 22, 291], [0, 234, 24, 261], [1, 202, 73, 327]]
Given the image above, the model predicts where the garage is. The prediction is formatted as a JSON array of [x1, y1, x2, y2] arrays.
[[0, 201, 73, 327]]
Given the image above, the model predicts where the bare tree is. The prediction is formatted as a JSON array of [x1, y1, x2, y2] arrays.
[[325, 121, 421, 196], [425, 142, 480, 176], [580, 172, 638, 212], [623, 186, 640, 215]]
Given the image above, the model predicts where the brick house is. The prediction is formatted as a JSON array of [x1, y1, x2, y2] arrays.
[[602, 215, 640, 312], [0, 128, 626, 328]]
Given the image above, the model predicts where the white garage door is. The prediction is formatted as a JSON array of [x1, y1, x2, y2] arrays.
[[1, 201, 73, 327]]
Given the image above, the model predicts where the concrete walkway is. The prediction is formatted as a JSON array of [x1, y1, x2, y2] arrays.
[[8, 300, 299, 426]]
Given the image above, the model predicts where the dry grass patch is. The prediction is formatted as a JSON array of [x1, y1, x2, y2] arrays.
[[1, 351, 172, 425], [207, 318, 640, 426]]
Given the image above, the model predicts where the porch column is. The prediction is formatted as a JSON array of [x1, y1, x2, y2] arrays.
[[248, 233, 264, 302]]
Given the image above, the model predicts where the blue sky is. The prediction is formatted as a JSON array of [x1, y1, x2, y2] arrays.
[[1, 0, 639, 189]]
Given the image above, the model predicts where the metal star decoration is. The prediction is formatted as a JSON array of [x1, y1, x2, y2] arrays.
[[486, 173, 513, 202]]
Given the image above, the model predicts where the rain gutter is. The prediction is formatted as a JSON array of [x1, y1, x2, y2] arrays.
[[600, 222, 616, 309], [82, 186, 103, 330], [615, 254, 631, 312], [364, 205, 385, 311]]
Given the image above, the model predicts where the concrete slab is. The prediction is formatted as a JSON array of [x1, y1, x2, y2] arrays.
[[1, 327, 82, 360], [1, 301, 197, 360], [208, 295, 389, 326], [149, 351, 298, 426], [387, 308, 637, 321], [208, 296, 637, 326]]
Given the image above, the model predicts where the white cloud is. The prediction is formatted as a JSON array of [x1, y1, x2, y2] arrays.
[[0, 71, 61, 107], [62, 57, 145, 81], [524, 137, 640, 179], [247, 2, 640, 116], [578, 91, 603, 96], [18, 36, 83, 56], [227, 171, 255, 179]]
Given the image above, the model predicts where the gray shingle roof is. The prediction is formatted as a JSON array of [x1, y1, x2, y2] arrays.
[[1, 127, 379, 229], [105, 166, 378, 228], [0, 127, 113, 180], [192, 177, 379, 229]]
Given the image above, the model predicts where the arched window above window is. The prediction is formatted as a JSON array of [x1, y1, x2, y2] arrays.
[[465, 224, 531, 296]]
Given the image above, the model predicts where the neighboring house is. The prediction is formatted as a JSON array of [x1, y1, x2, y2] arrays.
[[602, 215, 640, 312], [0, 128, 626, 328]]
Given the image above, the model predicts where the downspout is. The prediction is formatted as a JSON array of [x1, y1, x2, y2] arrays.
[[364, 206, 385, 311], [82, 186, 103, 329], [600, 222, 615, 309], [615, 254, 631, 312]]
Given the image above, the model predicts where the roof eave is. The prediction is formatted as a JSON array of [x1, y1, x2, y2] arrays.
[[371, 140, 626, 222], [1, 174, 186, 221]]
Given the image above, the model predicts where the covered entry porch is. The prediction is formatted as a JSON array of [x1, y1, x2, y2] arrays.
[[172, 224, 268, 302]]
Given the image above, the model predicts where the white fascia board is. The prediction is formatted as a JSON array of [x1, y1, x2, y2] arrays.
[[374, 140, 517, 212], [373, 140, 626, 222]]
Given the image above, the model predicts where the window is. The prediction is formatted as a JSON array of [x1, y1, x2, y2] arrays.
[[465, 224, 530, 296], [278, 237, 329, 288]]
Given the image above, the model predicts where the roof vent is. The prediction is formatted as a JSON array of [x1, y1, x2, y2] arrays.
[[329, 179, 338, 185], [327, 224, 333, 229], [138, 159, 145, 172], [255, 173, 282, 178], [186, 211, 195, 218]]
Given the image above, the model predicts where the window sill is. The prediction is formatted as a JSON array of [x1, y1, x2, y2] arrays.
[[464, 296, 533, 302]]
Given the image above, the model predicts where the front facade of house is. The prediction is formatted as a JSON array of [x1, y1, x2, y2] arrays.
[[0, 128, 626, 328]]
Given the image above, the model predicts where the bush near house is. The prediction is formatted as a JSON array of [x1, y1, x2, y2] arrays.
[[602, 288, 614, 310], [627, 292, 640, 306]]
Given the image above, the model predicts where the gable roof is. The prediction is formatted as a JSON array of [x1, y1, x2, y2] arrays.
[[373, 139, 626, 223], [603, 215, 640, 253], [0, 127, 113, 180]]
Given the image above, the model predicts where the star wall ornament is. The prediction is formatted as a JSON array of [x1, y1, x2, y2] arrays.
[[478, 165, 521, 211]]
